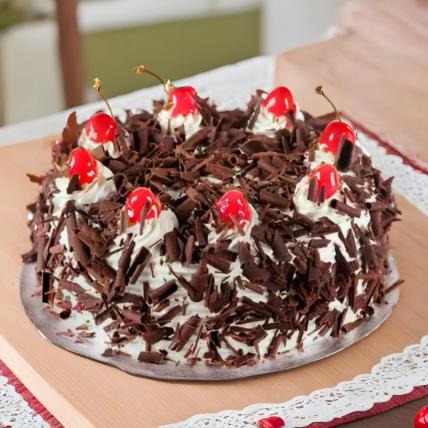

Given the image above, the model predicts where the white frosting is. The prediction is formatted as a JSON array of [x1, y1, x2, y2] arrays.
[[157, 108, 202, 139], [311, 146, 336, 166], [79, 128, 121, 159], [252, 104, 305, 136], [52, 161, 116, 213]]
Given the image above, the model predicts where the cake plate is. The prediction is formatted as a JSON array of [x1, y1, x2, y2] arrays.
[[20, 255, 400, 381]]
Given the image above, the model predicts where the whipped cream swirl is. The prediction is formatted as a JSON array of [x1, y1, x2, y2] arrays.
[[158, 109, 202, 139], [79, 128, 121, 159], [252, 105, 305, 136], [52, 161, 116, 213]]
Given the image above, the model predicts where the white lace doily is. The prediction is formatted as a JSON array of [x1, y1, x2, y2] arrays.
[[0, 375, 49, 428], [1, 56, 427, 427], [358, 132, 428, 216], [162, 335, 428, 428]]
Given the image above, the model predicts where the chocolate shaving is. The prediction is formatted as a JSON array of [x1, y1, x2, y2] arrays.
[[148, 280, 177, 304], [260, 191, 289, 208], [66, 174, 82, 194], [336, 139, 355, 171], [109, 236, 135, 298], [128, 246, 152, 284], [65, 202, 89, 268], [138, 351, 165, 364], [41, 271, 52, 304], [330, 199, 361, 217], [171, 315, 200, 352], [164, 231, 180, 262]]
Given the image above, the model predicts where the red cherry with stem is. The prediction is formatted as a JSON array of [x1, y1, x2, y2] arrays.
[[319, 120, 356, 155], [85, 112, 117, 143], [170, 86, 198, 117], [415, 406, 428, 428], [126, 187, 162, 224], [215, 190, 252, 228], [68, 147, 98, 186], [262, 86, 296, 117], [257, 416, 285, 428], [310, 163, 341, 201]]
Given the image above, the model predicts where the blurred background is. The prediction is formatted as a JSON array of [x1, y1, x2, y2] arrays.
[[0, 0, 346, 126]]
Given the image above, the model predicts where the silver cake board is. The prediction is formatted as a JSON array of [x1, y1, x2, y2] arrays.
[[20, 255, 400, 381]]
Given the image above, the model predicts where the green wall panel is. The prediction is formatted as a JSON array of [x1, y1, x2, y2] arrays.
[[82, 9, 261, 97]]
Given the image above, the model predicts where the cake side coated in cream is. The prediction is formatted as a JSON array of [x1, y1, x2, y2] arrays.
[[22, 86, 400, 367]]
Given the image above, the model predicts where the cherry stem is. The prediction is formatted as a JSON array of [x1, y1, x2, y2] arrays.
[[133, 65, 174, 98], [93, 78, 115, 118], [315, 85, 341, 121]]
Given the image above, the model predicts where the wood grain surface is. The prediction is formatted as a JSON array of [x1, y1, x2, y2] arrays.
[[0, 0, 427, 426]]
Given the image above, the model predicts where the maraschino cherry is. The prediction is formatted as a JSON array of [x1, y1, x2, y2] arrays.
[[125, 187, 162, 224], [85, 78, 117, 143], [319, 120, 356, 155], [85, 112, 117, 144], [134, 65, 198, 117], [315, 85, 356, 155], [215, 190, 252, 228], [170, 86, 197, 117], [263, 86, 296, 117], [257, 416, 285, 428], [310, 163, 341, 202], [68, 147, 98, 186], [415, 406, 428, 428]]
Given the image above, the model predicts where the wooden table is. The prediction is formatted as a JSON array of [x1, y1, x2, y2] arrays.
[[0, 0, 427, 426]]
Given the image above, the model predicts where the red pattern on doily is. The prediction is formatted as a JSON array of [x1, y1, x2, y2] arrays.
[[0, 360, 63, 428], [307, 385, 428, 427]]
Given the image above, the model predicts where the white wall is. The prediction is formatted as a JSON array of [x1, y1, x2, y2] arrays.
[[262, 0, 341, 55], [0, 20, 64, 124]]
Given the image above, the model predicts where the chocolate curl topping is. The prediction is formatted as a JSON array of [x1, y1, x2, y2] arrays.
[[174, 198, 197, 223], [36, 234, 48, 276], [330, 199, 362, 217], [171, 315, 201, 352], [128, 246, 152, 284], [260, 191, 289, 208], [109, 235, 135, 298], [75, 218, 109, 258], [184, 235, 195, 266], [318, 186, 326, 204], [164, 231, 180, 262], [148, 280, 177, 304], [41, 271, 52, 304], [65, 201, 89, 268], [271, 230, 288, 261], [66, 174, 82, 194], [336, 139, 355, 172], [138, 351, 165, 364], [139, 201, 150, 235], [307, 177, 318, 203]]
